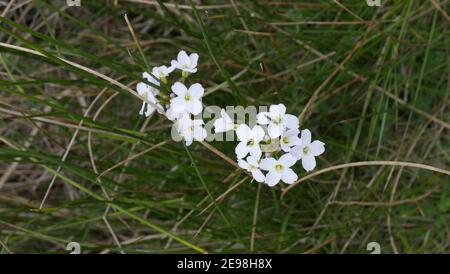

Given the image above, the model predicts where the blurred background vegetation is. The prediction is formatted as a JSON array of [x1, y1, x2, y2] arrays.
[[0, 0, 448, 253]]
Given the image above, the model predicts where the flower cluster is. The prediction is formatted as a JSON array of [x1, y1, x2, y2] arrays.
[[136, 50, 207, 146], [213, 104, 325, 187], [136, 50, 326, 187]]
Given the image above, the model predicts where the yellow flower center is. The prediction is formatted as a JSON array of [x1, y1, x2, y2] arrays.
[[303, 146, 310, 154], [275, 163, 284, 172], [247, 139, 255, 146], [272, 116, 282, 124]]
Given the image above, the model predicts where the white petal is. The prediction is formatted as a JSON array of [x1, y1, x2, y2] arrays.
[[187, 99, 203, 115], [189, 83, 204, 98], [136, 82, 149, 96], [257, 112, 270, 124], [251, 169, 265, 183], [159, 65, 170, 75], [236, 124, 251, 142], [246, 155, 260, 166], [171, 60, 181, 69], [152, 67, 161, 76], [214, 117, 233, 132], [279, 153, 297, 167], [238, 159, 250, 171], [180, 126, 194, 146], [177, 116, 192, 131], [285, 128, 299, 137], [284, 114, 299, 129], [281, 168, 298, 184], [265, 171, 281, 187], [192, 119, 204, 127], [221, 109, 232, 123], [235, 141, 250, 159], [150, 75, 160, 87], [177, 50, 190, 66], [280, 142, 292, 153], [171, 82, 187, 96], [301, 129, 312, 145], [187, 67, 197, 73], [301, 154, 316, 172], [281, 129, 301, 149], [193, 126, 206, 141], [290, 145, 303, 160], [170, 97, 187, 113], [166, 107, 182, 121], [213, 118, 227, 133], [220, 110, 234, 131], [146, 92, 157, 104], [249, 145, 262, 159], [166, 65, 175, 73], [184, 135, 194, 146], [139, 101, 146, 115], [310, 140, 325, 156], [170, 96, 185, 107], [144, 105, 155, 117], [150, 86, 160, 96], [252, 126, 266, 143], [142, 71, 152, 80], [290, 135, 302, 147], [259, 157, 276, 171], [268, 123, 283, 139], [269, 104, 286, 117], [189, 53, 199, 69], [146, 71, 159, 83]]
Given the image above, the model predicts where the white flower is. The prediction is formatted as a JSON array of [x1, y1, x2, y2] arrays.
[[166, 106, 188, 121], [290, 129, 325, 172], [213, 109, 235, 133], [177, 116, 207, 146], [280, 129, 302, 152], [170, 82, 204, 115], [260, 154, 298, 186], [136, 82, 160, 117], [238, 155, 265, 183], [171, 50, 198, 74], [235, 124, 265, 159], [257, 104, 299, 139], [152, 65, 174, 83]]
